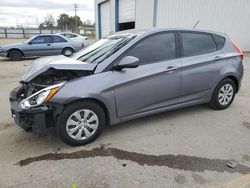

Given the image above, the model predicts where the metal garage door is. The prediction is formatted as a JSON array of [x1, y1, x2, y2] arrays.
[[100, 1, 111, 37], [119, 0, 136, 23]]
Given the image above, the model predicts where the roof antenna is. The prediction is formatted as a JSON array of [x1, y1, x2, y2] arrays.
[[193, 20, 200, 29]]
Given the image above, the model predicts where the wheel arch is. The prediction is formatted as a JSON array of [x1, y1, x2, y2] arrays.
[[7, 48, 24, 57], [224, 75, 239, 93], [60, 98, 110, 127], [62, 47, 74, 53]]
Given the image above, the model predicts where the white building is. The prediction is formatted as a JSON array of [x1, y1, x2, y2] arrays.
[[95, 0, 250, 51]]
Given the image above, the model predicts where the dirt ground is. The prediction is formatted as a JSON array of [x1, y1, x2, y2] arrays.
[[0, 39, 250, 188]]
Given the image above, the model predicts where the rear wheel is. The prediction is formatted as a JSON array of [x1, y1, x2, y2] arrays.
[[9, 50, 22, 61], [210, 78, 236, 110], [62, 47, 73, 56], [57, 101, 105, 146]]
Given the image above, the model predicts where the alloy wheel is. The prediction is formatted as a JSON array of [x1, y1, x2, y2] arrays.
[[218, 83, 234, 106]]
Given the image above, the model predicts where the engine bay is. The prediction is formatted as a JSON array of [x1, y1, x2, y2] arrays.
[[17, 68, 92, 101]]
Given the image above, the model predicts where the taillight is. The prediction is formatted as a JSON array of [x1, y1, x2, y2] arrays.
[[231, 38, 243, 60]]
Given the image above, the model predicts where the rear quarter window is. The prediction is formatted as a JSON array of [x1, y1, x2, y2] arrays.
[[212, 34, 226, 50], [181, 32, 217, 57], [53, 35, 67, 43]]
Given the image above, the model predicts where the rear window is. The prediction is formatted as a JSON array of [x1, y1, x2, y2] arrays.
[[64, 34, 77, 38], [181, 32, 217, 57], [212, 34, 226, 50]]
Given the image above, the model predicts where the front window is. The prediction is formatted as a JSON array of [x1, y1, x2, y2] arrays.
[[73, 36, 134, 64], [122, 32, 176, 64], [30, 36, 52, 44]]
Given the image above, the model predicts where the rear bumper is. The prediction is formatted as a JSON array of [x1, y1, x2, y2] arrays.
[[9, 86, 55, 136]]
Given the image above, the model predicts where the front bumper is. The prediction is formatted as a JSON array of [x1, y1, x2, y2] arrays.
[[9, 86, 55, 136], [0, 51, 8, 57]]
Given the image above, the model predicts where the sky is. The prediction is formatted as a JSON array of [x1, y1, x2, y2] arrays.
[[0, 0, 95, 27]]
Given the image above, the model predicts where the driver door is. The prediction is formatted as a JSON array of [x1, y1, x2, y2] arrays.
[[23, 35, 54, 56], [113, 32, 182, 118]]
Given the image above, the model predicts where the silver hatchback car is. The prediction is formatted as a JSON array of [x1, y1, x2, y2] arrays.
[[10, 28, 244, 145]]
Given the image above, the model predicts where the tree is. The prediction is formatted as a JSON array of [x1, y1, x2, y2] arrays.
[[39, 14, 55, 29], [57, 13, 70, 30], [69, 16, 83, 31], [57, 14, 83, 31]]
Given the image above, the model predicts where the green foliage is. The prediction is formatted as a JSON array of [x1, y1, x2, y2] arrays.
[[38, 13, 94, 31], [57, 13, 83, 31]]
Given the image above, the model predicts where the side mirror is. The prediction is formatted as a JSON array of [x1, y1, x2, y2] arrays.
[[114, 56, 140, 70]]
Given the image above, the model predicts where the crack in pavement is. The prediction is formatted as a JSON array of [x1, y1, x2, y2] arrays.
[[17, 145, 250, 174]]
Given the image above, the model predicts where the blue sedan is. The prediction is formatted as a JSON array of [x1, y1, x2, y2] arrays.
[[0, 34, 83, 61]]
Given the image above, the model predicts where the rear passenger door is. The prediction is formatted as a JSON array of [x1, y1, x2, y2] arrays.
[[179, 31, 224, 103], [114, 32, 182, 118], [52, 35, 68, 55]]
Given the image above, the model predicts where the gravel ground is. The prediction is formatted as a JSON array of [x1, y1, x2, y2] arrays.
[[0, 39, 250, 188]]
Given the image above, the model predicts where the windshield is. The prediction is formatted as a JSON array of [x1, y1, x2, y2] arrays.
[[24, 36, 36, 43], [73, 36, 133, 64]]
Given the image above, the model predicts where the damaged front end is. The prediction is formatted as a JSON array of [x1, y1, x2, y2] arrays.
[[10, 56, 96, 136], [10, 83, 57, 136]]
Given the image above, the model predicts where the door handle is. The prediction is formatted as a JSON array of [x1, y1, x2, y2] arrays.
[[214, 56, 223, 61], [47, 43, 51, 46], [166, 66, 178, 72]]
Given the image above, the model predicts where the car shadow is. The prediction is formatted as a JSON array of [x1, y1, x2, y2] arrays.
[[0, 57, 38, 62], [104, 104, 209, 134], [10, 104, 211, 151]]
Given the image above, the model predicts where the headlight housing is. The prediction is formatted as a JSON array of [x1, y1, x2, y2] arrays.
[[20, 82, 64, 109]]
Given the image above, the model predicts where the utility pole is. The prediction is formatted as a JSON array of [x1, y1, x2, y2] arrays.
[[74, 4, 79, 33], [36, 17, 39, 28]]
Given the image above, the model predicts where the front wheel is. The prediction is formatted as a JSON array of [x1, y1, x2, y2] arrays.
[[9, 50, 22, 61], [57, 101, 106, 146], [210, 78, 236, 110]]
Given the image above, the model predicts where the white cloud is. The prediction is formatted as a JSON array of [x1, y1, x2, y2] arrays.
[[0, 0, 95, 27]]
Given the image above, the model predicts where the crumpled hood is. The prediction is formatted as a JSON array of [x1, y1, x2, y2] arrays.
[[22, 55, 97, 82]]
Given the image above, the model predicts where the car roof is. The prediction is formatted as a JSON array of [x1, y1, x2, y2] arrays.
[[58, 32, 78, 35], [32, 34, 65, 37], [112, 28, 227, 38], [28, 34, 70, 41]]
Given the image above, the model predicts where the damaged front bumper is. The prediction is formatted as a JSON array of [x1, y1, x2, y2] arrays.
[[0, 51, 8, 58], [9, 86, 55, 136]]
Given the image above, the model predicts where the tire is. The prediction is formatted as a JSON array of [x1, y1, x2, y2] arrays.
[[210, 78, 236, 110], [62, 47, 73, 57], [9, 50, 22, 61], [57, 101, 106, 146]]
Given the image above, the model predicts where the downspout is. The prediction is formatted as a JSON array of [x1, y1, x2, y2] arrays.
[[115, 0, 119, 32], [98, 3, 102, 39], [153, 0, 158, 27]]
